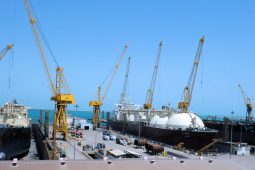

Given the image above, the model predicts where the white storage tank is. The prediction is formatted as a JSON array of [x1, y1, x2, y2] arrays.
[[139, 112, 147, 121], [149, 115, 160, 127], [114, 112, 120, 120], [127, 114, 135, 122], [166, 112, 205, 130], [155, 116, 168, 128]]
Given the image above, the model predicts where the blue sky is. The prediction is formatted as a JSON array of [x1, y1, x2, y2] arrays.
[[0, 0, 255, 117]]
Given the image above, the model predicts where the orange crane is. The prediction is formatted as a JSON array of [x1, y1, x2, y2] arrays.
[[0, 44, 14, 61], [178, 36, 204, 112], [24, 0, 75, 159], [119, 56, 131, 104], [238, 84, 253, 121], [89, 45, 128, 129], [144, 41, 162, 109]]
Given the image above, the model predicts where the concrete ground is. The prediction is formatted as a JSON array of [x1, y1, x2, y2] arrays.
[[46, 126, 255, 162]]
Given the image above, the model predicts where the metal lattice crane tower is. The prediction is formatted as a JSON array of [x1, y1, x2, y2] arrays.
[[178, 36, 204, 112], [24, 0, 75, 160], [238, 84, 253, 121], [120, 56, 131, 104], [89, 45, 128, 129], [144, 41, 162, 109], [0, 44, 14, 61]]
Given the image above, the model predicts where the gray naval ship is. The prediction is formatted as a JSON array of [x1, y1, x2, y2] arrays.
[[0, 100, 31, 160]]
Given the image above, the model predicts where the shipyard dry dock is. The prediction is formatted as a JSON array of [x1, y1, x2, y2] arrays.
[[30, 123, 253, 160], [38, 124, 196, 160], [0, 123, 254, 170], [31, 124, 254, 159]]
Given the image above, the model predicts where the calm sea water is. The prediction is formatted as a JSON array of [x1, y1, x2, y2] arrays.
[[28, 109, 246, 123], [28, 109, 112, 123]]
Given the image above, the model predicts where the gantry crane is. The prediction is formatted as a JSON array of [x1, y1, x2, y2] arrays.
[[178, 36, 204, 112], [89, 45, 128, 129], [24, 0, 75, 159], [0, 44, 14, 61], [119, 56, 131, 104], [144, 41, 162, 109], [238, 84, 253, 121]]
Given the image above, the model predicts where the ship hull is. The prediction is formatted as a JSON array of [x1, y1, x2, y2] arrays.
[[0, 125, 31, 159], [110, 120, 219, 151], [204, 120, 255, 145]]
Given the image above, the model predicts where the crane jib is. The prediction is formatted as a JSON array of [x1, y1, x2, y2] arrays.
[[178, 36, 204, 112]]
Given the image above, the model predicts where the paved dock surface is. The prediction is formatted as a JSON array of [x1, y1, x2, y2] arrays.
[[13, 125, 254, 170], [46, 126, 255, 162], [0, 158, 254, 170]]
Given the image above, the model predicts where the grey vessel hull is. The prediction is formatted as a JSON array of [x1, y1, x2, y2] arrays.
[[0, 125, 31, 159], [110, 120, 219, 151]]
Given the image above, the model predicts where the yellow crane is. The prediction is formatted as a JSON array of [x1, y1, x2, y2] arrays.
[[24, 0, 75, 159], [178, 36, 204, 112], [0, 44, 14, 61], [119, 56, 131, 104], [89, 45, 128, 129], [144, 41, 162, 109], [238, 84, 253, 121]]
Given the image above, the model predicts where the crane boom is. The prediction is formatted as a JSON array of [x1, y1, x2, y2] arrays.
[[24, 0, 56, 96], [178, 36, 204, 112], [0, 44, 14, 61], [144, 40, 162, 109], [89, 45, 128, 129], [102, 45, 128, 102], [238, 84, 253, 121], [120, 56, 131, 103], [24, 0, 75, 159]]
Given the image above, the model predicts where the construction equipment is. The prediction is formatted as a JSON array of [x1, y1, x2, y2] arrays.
[[89, 45, 128, 129], [119, 57, 131, 104], [176, 142, 184, 150], [0, 44, 14, 61], [24, 0, 75, 159], [178, 36, 204, 112], [238, 84, 253, 121], [144, 41, 162, 109], [197, 139, 219, 153]]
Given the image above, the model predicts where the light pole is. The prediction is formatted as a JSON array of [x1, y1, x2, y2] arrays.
[[73, 116, 76, 160], [138, 116, 141, 139], [230, 111, 234, 159], [240, 123, 242, 143], [74, 104, 79, 160]]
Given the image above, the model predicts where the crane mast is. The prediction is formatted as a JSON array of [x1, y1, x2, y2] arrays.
[[24, 0, 75, 159], [238, 84, 253, 121], [89, 45, 128, 129], [120, 56, 131, 103], [144, 41, 162, 109], [178, 36, 204, 112], [0, 44, 14, 61]]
